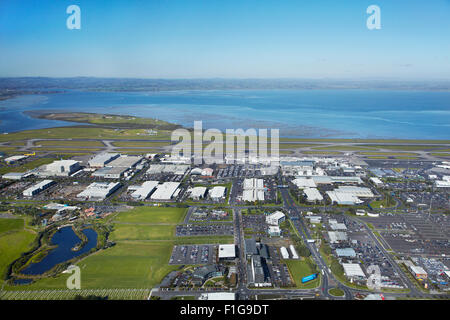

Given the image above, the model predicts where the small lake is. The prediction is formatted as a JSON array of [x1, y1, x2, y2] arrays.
[[20, 226, 98, 276]]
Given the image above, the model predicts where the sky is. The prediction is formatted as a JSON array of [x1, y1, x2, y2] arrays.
[[0, 0, 449, 79]]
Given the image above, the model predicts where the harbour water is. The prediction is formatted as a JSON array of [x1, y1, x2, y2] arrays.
[[0, 89, 449, 139]]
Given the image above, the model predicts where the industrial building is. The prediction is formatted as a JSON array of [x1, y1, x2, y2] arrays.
[[41, 160, 81, 177], [265, 211, 285, 226], [303, 187, 323, 202], [280, 246, 290, 259], [2, 172, 28, 180], [292, 177, 317, 188], [88, 153, 120, 168], [150, 182, 180, 200], [107, 155, 142, 168], [146, 164, 189, 175], [187, 186, 207, 200], [23, 180, 55, 197], [218, 244, 236, 260], [92, 166, 128, 179], [409, 265, 428, 279], [77, 182, 121, 201], [130, 181, 159, 200], [4, 155, 28, 164], [370, 177, 384, 187], [208, 186, 226, 201], [289, 245, 299, 259], [328, 231, 348, 243], [342, 263, 366, 281]]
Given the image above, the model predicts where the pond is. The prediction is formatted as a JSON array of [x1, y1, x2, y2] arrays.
[[20, 226, 98, 276]]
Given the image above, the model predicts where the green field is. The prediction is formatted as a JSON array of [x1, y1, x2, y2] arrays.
[[111, 224, 175, 241], [114, 207, 187, 224], [329, 287, 345, 296], [0, 218, 36, 282], [285, 259, 320, 289], [5, 241, 178, 290], [112, 141, 171, 148]]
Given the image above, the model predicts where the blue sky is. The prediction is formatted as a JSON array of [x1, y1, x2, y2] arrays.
[[0, 0, 449, 79]]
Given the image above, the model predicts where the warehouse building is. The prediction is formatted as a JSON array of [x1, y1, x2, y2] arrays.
[[188, 186, 208, 200], [146, 164, 189, 175], [328, 231, 348, 243], [92, 166, 128, 179], [107, 155, 142, 168], [88, 153, 120, 168], [370, 177, 384, 187], [131, 181, 159, 200], [280, 247, 290, 259], [342, 263, 366, 281], [23, 180, 55, 197], [42, 160, 81, 176], [289, 245, 299, 259], [4, 155, 28, 164], [77, 182, 121, 201], [303, 187, 323, 202], [2, 172, 28, 180], [150, 182, 180, 200], [209, 186, 226, 201]]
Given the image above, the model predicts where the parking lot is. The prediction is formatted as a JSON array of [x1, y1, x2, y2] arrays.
[[169, 244, 217, 265], [176, 223, 234, 236]]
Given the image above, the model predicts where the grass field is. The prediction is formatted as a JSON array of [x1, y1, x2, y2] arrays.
[[114, 207, 187, 224], [0, 218, 36, 282], [110, 224, 175, 241], [4, 241, 178, 290], [112, 141, 171, 148], [329, 287, 345, 296], [284, 259, 320, 289]]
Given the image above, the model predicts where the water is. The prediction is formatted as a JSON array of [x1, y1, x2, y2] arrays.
[[20, 226, 98, 276], [0, 89, 449, 139]]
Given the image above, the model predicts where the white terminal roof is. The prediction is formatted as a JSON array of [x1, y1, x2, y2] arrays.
[[370, 177, 383, 184], [131, 181, 159, 200], [218, 244, 236, 259], [150, 182, 180, 200], [209, 186, 226, 199], [342, 263, 366, 278], [303, 187, 323, 201], [46, 160, 79, 171]]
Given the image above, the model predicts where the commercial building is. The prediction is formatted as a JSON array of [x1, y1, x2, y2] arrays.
[[23, 180, 55, 197], [370, 177, 384, 187], [329, 219, 347, 230], [199, 293, 235, 300], [242, 178, 265, 202], [192, 265, 225, 286], [342, 263, 366, 280], [336, 248, 357, 258], [146, 164, 189, 175], [250, 255, 271, 287], [209, 186, 226, 201], [292, 177, 317, 188], [77, 182, 121, 201], [265, 211, 285, 226], [268, 225, 281, 236], [150, 182, 180, 200], [218, 244, 236, 260], [409, 265, 428, 279], [245, 238, 258, 258], [88, 153, 120, 168], [131, 181, 159, 200]]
